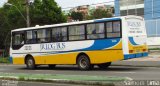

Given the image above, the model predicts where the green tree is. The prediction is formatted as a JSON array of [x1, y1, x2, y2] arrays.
[[87, 8, 113, 20], [0, 0, 67, 50], [30, 0, 67, 26], [70, 11, 83, 21]]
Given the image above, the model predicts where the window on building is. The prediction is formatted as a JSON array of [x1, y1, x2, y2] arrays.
[[120, 0, 127, 7], [146, 20, 157, 37], [119, 0, 144, 16], [87, 23, 104, 39], [121, 10, 127, 16], [128, 9, 136, 15], [137, 8, 144, 16], [128, 0, 136, 6], [106, 21, 121, 38], [52, 27, 67, 42], [136, 0, 144, 4]]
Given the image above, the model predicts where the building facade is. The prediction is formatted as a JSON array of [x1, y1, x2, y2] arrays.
[[115, 0, 144, 16], [115, 0, 160, 45]]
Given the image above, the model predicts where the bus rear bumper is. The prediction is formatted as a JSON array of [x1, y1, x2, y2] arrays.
[[124, 52, 148, 60]]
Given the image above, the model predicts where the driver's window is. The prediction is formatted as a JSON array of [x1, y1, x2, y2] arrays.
[[12, 32, 25, 45]]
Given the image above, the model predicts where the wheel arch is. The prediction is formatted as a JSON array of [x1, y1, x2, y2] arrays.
[[76, 52, 90, 64], [24, 54, 34, 64]]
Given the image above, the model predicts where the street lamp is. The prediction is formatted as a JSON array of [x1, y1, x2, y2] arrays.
[[5, 3, 30, 27]]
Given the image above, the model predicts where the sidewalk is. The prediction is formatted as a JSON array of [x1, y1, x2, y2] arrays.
[[112, 50, 160, 67]]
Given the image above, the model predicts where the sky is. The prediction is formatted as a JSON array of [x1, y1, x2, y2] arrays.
[[0, 0, 8, 7], [55, 0, 114, 9], [0, 0, 114, 8]]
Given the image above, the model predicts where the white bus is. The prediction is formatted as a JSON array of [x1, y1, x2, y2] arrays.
[[10, 15, 148, 70]]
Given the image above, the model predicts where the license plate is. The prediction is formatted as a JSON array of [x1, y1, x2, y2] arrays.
[[136, 49, 140, 52]]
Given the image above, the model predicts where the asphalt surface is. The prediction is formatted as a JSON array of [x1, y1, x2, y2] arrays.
[[0, 64, 160, 81], [0, 80, 88, 86]]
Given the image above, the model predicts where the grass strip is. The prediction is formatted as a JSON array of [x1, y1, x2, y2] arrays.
[[0, 72, 131, 85], [0, 57, 10, 63]]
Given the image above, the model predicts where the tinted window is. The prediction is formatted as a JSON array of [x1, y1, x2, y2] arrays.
[[113, 21, 121, 32], [12, 33, 24, 45], [69, 25, 85, 40], [87, 23, 104, 39], [106, 21, 121, 38], [37, 29, 51, 43], [26, 30, 37, 44], [52, 27, 67, 42], [12, 32, 25, 50]]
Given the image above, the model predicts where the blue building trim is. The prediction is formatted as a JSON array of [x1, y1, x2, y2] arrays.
[[144, 0, 160, 20], [114, 0, 120, 16]]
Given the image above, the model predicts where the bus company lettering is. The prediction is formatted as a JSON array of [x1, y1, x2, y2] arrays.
[[127, 21, 141, 28], [40, 43, 65, 51]]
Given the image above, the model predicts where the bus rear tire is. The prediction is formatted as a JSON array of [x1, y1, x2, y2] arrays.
[[77, 54, 92, 70], [48, 65, 56, 69], [97, 62, 111, 69], [26, 56, 36, 69]]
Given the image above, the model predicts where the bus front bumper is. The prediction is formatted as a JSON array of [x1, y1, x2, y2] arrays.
[[9, 56, 13, 64]]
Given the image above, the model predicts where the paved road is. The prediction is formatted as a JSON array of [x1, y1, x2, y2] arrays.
[[0, 64, 160, 80], [0, 80, 87, 86]]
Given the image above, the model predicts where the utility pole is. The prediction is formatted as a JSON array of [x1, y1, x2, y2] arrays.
[[26, 0, 30, 27]]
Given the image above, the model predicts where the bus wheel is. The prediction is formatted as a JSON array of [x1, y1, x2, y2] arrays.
[[77, 55, 92, 70], [97, 62, 111, 69], [48, 65, 56, 69], [26, 57, 36, 69]]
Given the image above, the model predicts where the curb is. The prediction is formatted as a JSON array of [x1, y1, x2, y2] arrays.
[[0, 77, 115, 86], [0, 73, 131, 86], [112, 61, 160, 67]]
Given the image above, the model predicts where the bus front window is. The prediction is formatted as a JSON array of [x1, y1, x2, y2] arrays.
[[12, 32, 25, 49]]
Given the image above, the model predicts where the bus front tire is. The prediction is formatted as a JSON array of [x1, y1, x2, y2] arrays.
[[77, 55, 93, 70], [26, 57, 36, 69], [97, 62, 111, 69]]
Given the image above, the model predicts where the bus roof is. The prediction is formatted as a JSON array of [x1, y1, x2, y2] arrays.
[[11, 15, 142, 32]]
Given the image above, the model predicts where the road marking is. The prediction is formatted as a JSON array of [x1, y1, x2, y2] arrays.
[[114, 72, 136, 74], [125, 77, 133, 80]]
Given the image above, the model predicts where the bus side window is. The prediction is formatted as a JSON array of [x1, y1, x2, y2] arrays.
[[87, 23, 104, 39], [52, 27, 67, 42], [26, 30, 37, 44], [106, 21, 121, 38], [37, 29, 46, 43], [113, 21, 121, 37], [26, 31, 33, 44], [21, 34, 25, 44], [68, 25, 85, 41]]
